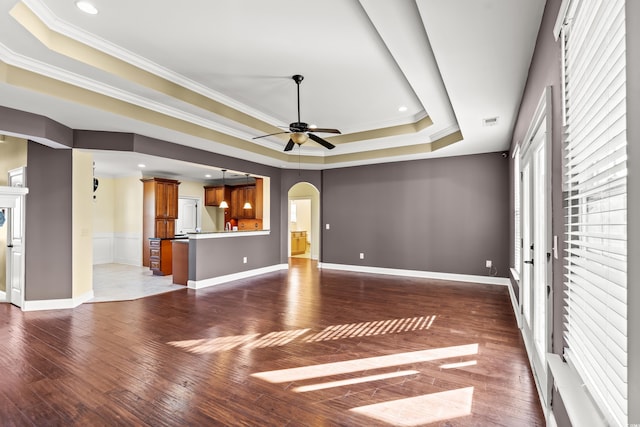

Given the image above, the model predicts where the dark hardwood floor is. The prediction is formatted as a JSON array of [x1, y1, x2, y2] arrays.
[[0, 259, 544, 426]]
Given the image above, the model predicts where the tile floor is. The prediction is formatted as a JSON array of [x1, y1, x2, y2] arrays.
[[89, 263, 187, 303]]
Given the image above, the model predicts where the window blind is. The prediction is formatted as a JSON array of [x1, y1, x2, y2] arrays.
[[562, 1, 627, 426]]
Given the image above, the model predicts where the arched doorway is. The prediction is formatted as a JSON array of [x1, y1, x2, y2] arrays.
[[288, 182, 320, 260]]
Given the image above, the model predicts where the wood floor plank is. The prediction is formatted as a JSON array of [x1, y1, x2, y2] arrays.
[[0, 259, 544, 425]]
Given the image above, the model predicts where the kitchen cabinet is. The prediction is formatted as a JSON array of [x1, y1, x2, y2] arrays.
[[204, 185, 231, 207], [149, 238, 172, 276], [142, 178, 180, 267], [238, 218, 263, 231], [230, 185, 257, 219], [172, 240, 189, 285], [291, 231, 307, 255]]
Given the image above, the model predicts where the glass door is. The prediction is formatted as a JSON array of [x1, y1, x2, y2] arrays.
[[519, 112, 552, 409]]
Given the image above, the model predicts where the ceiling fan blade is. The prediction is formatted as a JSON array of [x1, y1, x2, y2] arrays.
[[253, 131, 290, 140], [284, 139, 295, 151], [308, 133, 335, 150], [309, 128, 341, 134]]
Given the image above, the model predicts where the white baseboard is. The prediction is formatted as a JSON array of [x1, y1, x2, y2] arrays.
[[0, 290, 6, 301], [22, 290, 95, 311], [507, 277, 522, 328], [188, 264, 288, 290], [318, 263, 510, 286]]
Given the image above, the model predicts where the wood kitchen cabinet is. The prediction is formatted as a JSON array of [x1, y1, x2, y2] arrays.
[[204, 185, 231, 207], [230, 185, 256, 219], [291, 231, 307, 255], [149, 238, 172, 276], [142, 178, 180, 267]]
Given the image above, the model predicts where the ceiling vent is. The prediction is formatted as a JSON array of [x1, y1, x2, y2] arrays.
[[482, 117, 499, 126]]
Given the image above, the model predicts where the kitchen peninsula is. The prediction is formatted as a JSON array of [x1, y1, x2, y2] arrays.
[[173, 229, 279, 290]]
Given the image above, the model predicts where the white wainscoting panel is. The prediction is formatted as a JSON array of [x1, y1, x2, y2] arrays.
[[113, 232, 142, 266], [93, 233, 114, 265], [93, 232, 142, 266]]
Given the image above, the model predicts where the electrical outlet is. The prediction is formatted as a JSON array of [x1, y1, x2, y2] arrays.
[[485, 260, 492, 268], [243, 256, 247, 264], [326, 223, 330, 230], [360, 253, 364, 259]]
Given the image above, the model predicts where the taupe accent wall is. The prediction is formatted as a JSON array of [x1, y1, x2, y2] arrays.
[[25, 141, 73, 300], [0, 105, 73, 148], [321, 153, 510, 276]]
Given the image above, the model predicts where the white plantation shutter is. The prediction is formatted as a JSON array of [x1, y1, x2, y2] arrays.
[[562, 0, 627, 426]]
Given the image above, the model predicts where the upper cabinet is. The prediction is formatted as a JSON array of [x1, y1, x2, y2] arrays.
[[204, 185, 231, 207], [155, 179, 179, 219], [204, 177, 263, 221], [141, 178, 180, 267]]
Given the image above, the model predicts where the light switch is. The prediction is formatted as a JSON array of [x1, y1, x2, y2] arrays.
[[326, 224, 330, 230]]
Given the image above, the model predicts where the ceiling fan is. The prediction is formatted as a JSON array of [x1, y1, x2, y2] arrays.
[[253, 75, 341, 151]]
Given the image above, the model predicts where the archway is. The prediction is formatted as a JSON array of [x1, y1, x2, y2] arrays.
[[288, 182, 320, 260]]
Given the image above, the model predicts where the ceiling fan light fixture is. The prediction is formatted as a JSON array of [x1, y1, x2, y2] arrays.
[[291, 132, 308, 144]]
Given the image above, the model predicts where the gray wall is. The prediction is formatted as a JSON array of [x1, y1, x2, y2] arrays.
[[25, 141, 73, 300], [191, 234, 280, 281], [0, 106, 73, 148], [321, 153, 510, 276]]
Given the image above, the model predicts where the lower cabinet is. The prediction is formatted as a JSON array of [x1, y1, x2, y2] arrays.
[[149, 238, 172, 276], [291, 231, 307, 255], [172, 240, 188, 285]]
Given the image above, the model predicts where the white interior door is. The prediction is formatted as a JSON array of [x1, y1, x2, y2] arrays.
[[176, 197, 199, 234], [8, 207, 24, 308], [6, 168, 27, 308], [519, 92, 552, 408]]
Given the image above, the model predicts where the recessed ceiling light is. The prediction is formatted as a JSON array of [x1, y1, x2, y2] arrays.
[[76, 1, 98, 15], [137, 163, 146, 168], [205, 174, 212, 178], [398, 106, 408, 112]]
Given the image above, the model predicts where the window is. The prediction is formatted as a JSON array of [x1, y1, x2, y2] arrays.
[[561, 1, 627, 426], [513, 146, 521, 274]]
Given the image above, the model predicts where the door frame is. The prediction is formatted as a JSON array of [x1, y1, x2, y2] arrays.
[[518, 87, 553, 410], [0, 185, 28, 307]]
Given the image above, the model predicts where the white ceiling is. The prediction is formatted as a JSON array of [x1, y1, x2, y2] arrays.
[[0, 0, 546, 181]]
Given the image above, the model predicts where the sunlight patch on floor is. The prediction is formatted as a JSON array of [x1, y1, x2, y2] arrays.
[[303, 315, 436, 343], [251, 344, 479, 383], [440, 360, 477, 369], [167, 315, 436, 354], [350, 387, 474, 426], [292, 370, 420, 393]]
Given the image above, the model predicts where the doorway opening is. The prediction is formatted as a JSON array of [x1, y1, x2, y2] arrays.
[[288, 183, 320, 260]]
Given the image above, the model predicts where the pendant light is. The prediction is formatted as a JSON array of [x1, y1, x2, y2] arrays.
[[243, 174, 252, 210], [219, 169, 229, 209]]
